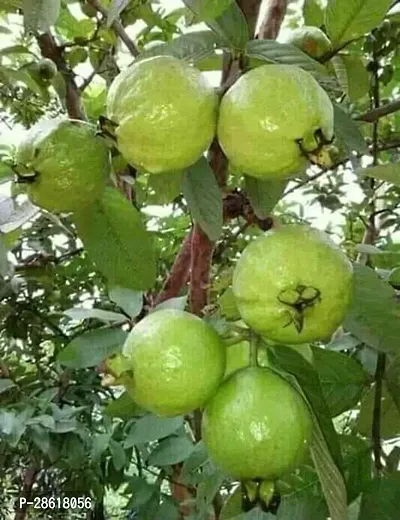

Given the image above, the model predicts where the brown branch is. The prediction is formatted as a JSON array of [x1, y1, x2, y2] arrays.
[[87, 0, 139, 57], [189, 224, 214, 316], [14, 467, 38, 520], [238, 0, 264, 35], [155, 230, 193, 306], [37, 33, 85, 120], [257, 0, 288, 40], [355, 98, 400, 123]]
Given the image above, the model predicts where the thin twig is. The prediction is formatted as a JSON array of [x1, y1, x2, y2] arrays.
[[356, 98, 400, 123], [372, 353, 386, 474], [88, 0, 139, 57]]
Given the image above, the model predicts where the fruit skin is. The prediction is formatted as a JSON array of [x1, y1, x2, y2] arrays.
[[16, 119, 110, 212], [217, 64, 334, 180], [202, 366, 312, 480], [37, 58, 57, 80], [107, 56, 218, 174], [224, 340, 269, 379], [122, 309, 226, 417], [282, 26, 332, 59], [232, 225, 353, 344]]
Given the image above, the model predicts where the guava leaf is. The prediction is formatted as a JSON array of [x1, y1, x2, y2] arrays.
[[245, 39, 329, 77], [182, 157, 223, 242], [344, 264, 400, 354], [183, 0, 233, 22], [73, 188, 156, 291], [104, 392, 145, 419], [357, 383, 400, 439], [244, 176, 287, 219], [124, 415, 183, 447], [64, 307, 127, 324], [333, 104, 368, 154], [23, 0, 60, 33], [325, 0, 392, 46], [358, 476, 400, 520], [340, 55, 369, 102], [312, 347, 368, 417], [58, 328, 127, 369], [139, 30, 222, 63], [303, 0, 325, 27], [385, 355, 400, 413], [200, 0, 249, 50], [340, 435, 371, 503], [108, 287, 143, 318], [147, 435, 194, 466], [357, 163, 400, 187]]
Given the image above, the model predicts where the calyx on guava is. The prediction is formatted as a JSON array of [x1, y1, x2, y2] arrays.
[[15, 119, 110, 212], [217, 64, 334, 180], [122, 309, 226, 417], [232, 224, 353, 344], [281, 26, 332, 59], [202, 366, 312, 480], [106, 55, 218, 174]]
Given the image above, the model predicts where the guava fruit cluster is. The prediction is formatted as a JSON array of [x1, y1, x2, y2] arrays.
[[106, 55, 334, 179], [15, 119, 111, 213]]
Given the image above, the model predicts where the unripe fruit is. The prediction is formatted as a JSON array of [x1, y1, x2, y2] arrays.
[[107, 56, 218, 174], [218, 65, 334, 180], [281, 26, 332, 59], [232, 225, 353, 344], [123, 309, 226, 417], [202, 366, 312, 480]]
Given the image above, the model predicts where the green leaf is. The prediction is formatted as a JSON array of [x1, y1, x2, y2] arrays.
[[183, 0, 233, 22], [23, 0, 60, 33], [303, 0, 325, 27], [245, 39, 329, 77], [182, 157, 223, 241], [203, 0, 249, 50], [312, 347, 368, 417], [91, 433, 111, 462], [244, 176, 287, 219], [64, 307, 127, 324], [277, 486, 328, 520], [0, 379, 16, 393], [124, 415, 183, 447], [147, 435, 194, 466], [145, 171, 184, 205], [107, 0, 129, 26], [218, 287, 241, 320], [357, 383, 400, 439], [127, 476, 158, 508], [325, 0, 392, 46], [139, 30, 222, 63], [268, 345, 343, 470], [0, 45, 32, 56], [58, 328, 127, 369], [340, 435, 372, 503], [72, 188, 156, 291], [357, 163, 400, 187], [386, 356, 400, 413], [104, 392, 145, 419], [344, 264, 400, 354], [180, 440, 209, 484], [334, 104, 368, 154], [358, 475, 400, 520], [340, 55, 369, 101], [109, 287, 143, 319], [109, 439, 127, 471], [154, 296, 187, 312]]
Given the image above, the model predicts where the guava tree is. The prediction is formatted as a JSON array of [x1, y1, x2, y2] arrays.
[[0, 1, 400, 519]]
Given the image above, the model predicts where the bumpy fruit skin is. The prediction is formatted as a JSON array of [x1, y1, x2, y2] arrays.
[[122, 309, 226, 417], [282, 26, 332, 59], [107, 56, 218, 174], [202, 366, 312, 480], [16, 119, 110, 212], [232, 225, 353, 344], [217, 64, 334, 180]]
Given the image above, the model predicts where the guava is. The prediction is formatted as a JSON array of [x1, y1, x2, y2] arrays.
[[106, 56, 218, 174], [232, 225, 353, 344], [37, 58, 57, 80], [202, 366, 312, 480], [224, 341, 269, 379], [16, 119, 110, 212], [217, 64, 334, 180], [122, 309, 226, 417], [281, 26, 332, 59]]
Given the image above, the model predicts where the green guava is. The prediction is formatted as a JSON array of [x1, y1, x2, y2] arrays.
[[224, 341, 269, 379], [217, 64, 334, 180], [281, 26, 332, 59], [106, 56, 218, 174], [122, 309, 226, 417], [232, 225, 353, 344], [37, 58, 57, 80], [16, 119, 110, 212], [202, 366, 312, 480]]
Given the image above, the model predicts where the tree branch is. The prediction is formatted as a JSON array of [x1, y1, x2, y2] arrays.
[[88, 0, 139, 57], [355, 98, 400, 123], [155, 230, 193, 306], [238, 0, 264, 35], [372, 352, 386, 475], [257, 0, 288, 40], [37, 33, 85, 120], [189, 224, 214, 316], [14, 466, 38, 520]]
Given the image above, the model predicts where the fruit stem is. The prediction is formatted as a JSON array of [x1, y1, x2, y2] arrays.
[[249, 333, 259, 367]]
